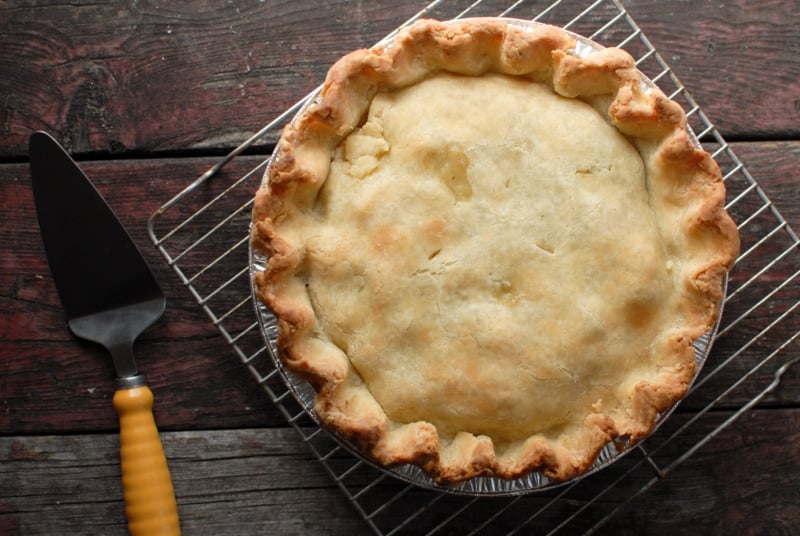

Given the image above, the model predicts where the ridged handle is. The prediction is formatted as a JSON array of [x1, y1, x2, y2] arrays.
[[113, 385, 181, 536]]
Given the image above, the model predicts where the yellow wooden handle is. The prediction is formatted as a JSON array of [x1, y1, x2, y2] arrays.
[[113, 385, 181, 536]]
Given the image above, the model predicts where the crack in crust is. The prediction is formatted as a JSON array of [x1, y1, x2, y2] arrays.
[[251, 18, 740, 484]]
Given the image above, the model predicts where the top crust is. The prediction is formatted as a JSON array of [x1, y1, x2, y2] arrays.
[[251, 18, 740, 484]]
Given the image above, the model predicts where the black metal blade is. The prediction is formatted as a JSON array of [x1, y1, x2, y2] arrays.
[[29, 131, 163, 333]]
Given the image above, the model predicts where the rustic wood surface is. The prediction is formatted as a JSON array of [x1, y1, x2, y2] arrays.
[[1, 0, 798, 534]]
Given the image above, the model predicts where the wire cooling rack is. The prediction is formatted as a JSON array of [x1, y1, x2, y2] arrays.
[[148, 0, 799, 533]]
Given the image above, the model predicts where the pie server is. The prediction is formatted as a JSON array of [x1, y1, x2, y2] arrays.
[[29, 131, 180, 535]]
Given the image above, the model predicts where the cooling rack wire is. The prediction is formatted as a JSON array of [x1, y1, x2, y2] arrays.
[[147, 0, 799, 533]]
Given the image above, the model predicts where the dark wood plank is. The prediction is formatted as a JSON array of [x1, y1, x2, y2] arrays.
[[0, 0, 423, 158], [732, 142, 800, 232], [1, 0, 798, 158], [625, 0, 800, 141], [0, 428, 360, 535], [600, 408, 800, 535], [2, 140, 798, 434], [0, 156, 281, 434], [697, 141, 800, 410], [2, 408, 798, 534]]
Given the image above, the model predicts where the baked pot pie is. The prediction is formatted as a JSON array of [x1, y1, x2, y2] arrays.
[[251, 18, 740, 484]]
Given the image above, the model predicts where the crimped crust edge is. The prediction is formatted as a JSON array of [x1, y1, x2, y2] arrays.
[[251, 17, 740, 484]]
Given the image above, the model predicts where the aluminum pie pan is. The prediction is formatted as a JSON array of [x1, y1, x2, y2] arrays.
[[249, 17, 724, 496]]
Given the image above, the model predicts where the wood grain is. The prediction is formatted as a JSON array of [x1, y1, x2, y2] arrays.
[[0, 0, 422, 157], [1, 155, 279, 434], [625, 0, 800, 140], [1, 0, 798, 158], [2, 409, 798, 535]]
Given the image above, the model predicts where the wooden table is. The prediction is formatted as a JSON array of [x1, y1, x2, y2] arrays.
[[2, 1, 798, 534]]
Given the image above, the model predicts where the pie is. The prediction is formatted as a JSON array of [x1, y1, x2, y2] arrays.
[[251, 18, 740, 484]]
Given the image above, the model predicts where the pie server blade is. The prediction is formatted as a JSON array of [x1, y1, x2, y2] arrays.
[[29, 131, 180, 535]]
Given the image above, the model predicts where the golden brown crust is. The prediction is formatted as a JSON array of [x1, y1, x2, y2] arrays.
[[251, 18, 739, 484]]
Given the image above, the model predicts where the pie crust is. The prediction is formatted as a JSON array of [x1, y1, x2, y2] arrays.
[[251, 18, 740, 484]]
